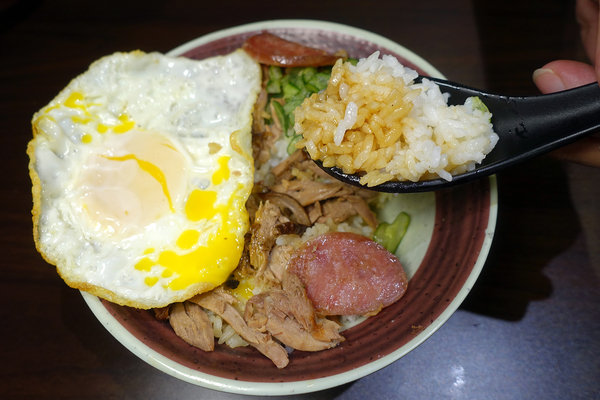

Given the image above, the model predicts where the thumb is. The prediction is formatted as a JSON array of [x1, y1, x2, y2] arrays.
[[532, 60, 597, 93], [532, 60, 600, 167]]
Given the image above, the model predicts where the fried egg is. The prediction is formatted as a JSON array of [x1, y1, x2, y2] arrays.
[[27, 49, 262, 309]]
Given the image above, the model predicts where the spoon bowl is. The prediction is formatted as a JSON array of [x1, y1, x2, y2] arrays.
[[316, 79, 600, 192]]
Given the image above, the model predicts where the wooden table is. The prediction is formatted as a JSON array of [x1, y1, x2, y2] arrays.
[[2, 0, 599, 398]]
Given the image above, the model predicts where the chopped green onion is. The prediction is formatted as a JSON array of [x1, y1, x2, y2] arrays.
[[266, 66, 283, 94], [309, 71, 331, 91], [282, 82, 300, 98], [269, 65, 283, 80], [270, 100, 287, 132], [287, 134, 302, 154], [304, 83, 320, 93], [373, 211, 410, 253], [266, 79, 281, 94], [283, 96, 304, 115], [467, 96, 489, 113], [300, 66, 317, 83], [264, 65, 333, 152]]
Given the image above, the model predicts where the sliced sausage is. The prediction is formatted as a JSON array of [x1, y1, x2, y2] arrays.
[[242, 32, 341, 67], [288, 232, 407, 316]]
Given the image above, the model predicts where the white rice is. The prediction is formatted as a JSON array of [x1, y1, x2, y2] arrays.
[[294, 51, 499, 185]]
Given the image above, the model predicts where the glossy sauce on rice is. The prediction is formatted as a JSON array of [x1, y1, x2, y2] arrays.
[[294, 52, 499, 186]]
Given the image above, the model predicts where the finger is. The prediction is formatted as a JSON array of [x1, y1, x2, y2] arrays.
[[576, 0, 600, 78], [532, 60, 597, 93], [532, 59, 600, 167]]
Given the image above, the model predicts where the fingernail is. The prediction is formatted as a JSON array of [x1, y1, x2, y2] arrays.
[[533, 68, 567, 92]]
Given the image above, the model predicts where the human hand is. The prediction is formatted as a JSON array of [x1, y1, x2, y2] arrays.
[[532, 0, 600, 167]]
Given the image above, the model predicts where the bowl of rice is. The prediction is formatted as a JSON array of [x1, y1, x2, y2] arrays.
[[81, 19, 497, 395]]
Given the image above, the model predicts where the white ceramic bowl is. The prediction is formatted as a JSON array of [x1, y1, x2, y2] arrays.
[[82, 19, 497, 396]]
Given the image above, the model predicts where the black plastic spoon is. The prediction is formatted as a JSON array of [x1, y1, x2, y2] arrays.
[[314, 78, 600, 192]]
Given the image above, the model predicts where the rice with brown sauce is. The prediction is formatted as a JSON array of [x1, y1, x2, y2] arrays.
[[294, 52, 499, 186]]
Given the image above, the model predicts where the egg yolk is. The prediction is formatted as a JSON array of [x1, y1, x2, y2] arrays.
[[77, 129, 187, 238], [229, 276, 256, 302], [136, 181, 248, 292], [176, 230, 200, 250], [211, 155, 230, 185], [185, 189, 217, 221], [51, 91, 136, 142], [132, 155, 246, 292], [64, 92, 88, 111], [104, 153, 175, 212], [113, 114, 135, 133]]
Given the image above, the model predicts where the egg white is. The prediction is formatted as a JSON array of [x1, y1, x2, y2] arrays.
[[28, 49, 262, 308]]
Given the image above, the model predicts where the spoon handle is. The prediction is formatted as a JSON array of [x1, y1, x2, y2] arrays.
[[428, 78, 600, 168]]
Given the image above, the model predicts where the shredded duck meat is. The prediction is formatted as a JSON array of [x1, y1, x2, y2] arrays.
[[190, 289, 289, 368], [154, 53, 390, 368], [169, 302, 214, 352], [245, 272, 343, 352]]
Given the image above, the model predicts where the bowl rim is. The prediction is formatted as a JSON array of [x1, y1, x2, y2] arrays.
[[167, 19, 445, 80], [82, 19, 498, 396]]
